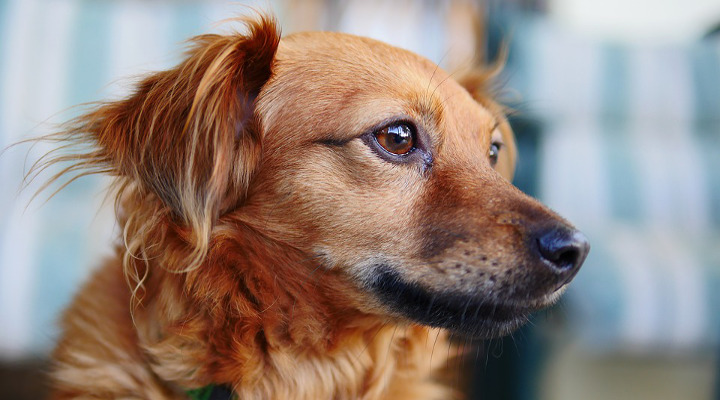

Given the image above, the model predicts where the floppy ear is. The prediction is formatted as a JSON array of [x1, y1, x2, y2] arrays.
[[52, 16, 279, 259]]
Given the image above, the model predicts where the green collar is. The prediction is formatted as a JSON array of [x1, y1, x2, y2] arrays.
[[186, 384, 235, 400]]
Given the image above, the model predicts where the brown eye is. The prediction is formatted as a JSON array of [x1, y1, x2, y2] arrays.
[[374, 123, 415, 155], [489, 142, 501, 166]]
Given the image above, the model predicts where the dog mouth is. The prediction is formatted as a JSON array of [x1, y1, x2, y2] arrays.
[[366, 265, 544, 338]]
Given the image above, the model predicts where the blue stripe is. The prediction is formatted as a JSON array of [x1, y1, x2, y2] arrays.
[[501, 14, 535, 115], [567, 231, 625, 349], [65, 0, 113, 107], [704, 245, 720, 346], [600, 45, 630, 118], [692, 42, 720, 126], [692, 232, 720, 347], [599, 45, 641, 222], [32, 181, 105, 352], [171, 2, 208, 52], [692, 44, 720, 226], [697, 134, 720, 227], [30, 0, 112, 352], [0, 0, 12, 149]]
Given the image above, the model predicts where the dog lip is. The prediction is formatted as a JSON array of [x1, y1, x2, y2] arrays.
[[366, 265, 538, 338], [552, 273, 576, 293]]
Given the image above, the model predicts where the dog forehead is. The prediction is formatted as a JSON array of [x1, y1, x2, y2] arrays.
[[258, 31, 494, 146], [269, 31, 440, 102], [278, 31, 436, 73]]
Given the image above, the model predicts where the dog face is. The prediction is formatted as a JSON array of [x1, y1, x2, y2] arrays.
[[54, 16, 587, 340], [240, 31, 589, 338]]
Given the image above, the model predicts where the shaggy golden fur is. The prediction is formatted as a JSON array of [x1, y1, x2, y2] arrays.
[[37, 14, 588, 400]]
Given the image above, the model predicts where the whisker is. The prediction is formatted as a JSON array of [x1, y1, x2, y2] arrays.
[[430, 328, 442, 370], [425, 49, 451, 96], [446, 331, 454, 371], [460, 297, 472, 326], [354, 322, 388, 363], [386, 325, 399, 363], [484, 338, 492, 369], [492, 337, 504, 359], [429, 68, 461, 103]]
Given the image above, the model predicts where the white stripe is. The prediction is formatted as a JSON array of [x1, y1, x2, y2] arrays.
[[653, 230, 708, 348], [629, 46, 693, 123], [531, 24, 611, 226], [0, 0, 38, 145], [106, 1, 175, 100], [631, 123, 677, 228], [33, 0, 75, 139], [539, 121, 611, 227], [530, 22, 603, 120], [630, 121, 709, 232], [608, 227, 661, 349], [0, 204, 40, 359], [0, 0, 40, 359], [202, 0, 264, 35], [628, 48, 709, 232], [667, 120, 710, 232], [338, 0, 433, 60]]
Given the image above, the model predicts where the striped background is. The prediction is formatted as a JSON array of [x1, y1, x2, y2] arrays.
[[502, 14, 720, 353], [1, 1, 719, 359], [0, 0, 479, 359]]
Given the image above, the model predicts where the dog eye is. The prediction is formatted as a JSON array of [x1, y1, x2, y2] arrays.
[[374, 123, 416, 155], [489, 142, 501, 166]]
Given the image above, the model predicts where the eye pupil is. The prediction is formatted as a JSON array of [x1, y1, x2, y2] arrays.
[[489, 143, 500, 166], [390, 125, 411, 143], [375, 123, 415, 155]]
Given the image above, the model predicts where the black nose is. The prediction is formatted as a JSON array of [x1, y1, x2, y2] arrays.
[[535, 226, 589, 283]]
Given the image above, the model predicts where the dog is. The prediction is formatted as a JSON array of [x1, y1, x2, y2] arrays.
[[40, 14, 589, 400]]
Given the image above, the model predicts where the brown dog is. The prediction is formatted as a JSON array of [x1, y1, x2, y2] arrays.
[[42, 15, 588, 400]]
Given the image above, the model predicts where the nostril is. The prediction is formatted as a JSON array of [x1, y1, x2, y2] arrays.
[[536, 227, 590, 275], [554, 246, 580, 269]]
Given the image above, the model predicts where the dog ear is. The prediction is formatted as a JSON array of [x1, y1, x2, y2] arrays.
[[47, 15, 280, 266], [457, 71, 517, 181]]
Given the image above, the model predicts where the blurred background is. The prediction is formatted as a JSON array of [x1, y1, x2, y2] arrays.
[[1, 0, 719, 399]]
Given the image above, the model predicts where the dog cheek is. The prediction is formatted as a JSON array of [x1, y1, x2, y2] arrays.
[[258, 146, 427, 261]]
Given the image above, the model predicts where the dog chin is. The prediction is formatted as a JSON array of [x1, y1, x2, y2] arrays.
[[366, 264, 539, 339]]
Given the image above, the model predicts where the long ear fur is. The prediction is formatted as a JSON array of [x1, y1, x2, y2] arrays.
[[32, 15, 280, 275], [457, 45, 517, 180]]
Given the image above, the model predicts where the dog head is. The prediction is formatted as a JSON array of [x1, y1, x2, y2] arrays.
[[249, 29, 589, 338], [52, 15, 588, 339]]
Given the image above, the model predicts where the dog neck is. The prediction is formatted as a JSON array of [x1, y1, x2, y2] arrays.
[[129, 219, 451, 400]]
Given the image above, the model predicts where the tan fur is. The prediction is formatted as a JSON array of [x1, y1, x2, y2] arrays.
[[39, 14, 586, 400]]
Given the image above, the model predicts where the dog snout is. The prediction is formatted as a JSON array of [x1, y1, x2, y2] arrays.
[[534, 225, 589, 287]]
